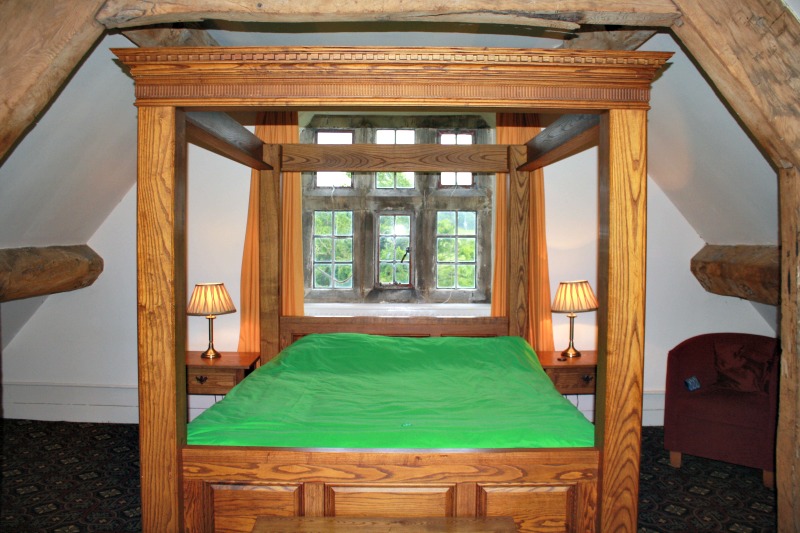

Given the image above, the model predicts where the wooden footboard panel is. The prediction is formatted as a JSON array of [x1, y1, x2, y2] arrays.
[[182, 446, 599, 533]]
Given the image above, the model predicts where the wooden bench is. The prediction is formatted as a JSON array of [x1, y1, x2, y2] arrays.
[[251, 516, 518, 532]]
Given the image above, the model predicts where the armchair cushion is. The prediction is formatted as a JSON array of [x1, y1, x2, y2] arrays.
[[672, 387, 769, 428], [713, 339, 774, 392]]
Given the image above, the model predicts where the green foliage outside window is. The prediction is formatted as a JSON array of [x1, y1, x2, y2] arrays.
[[378, 214, 412, 285], [313, 210, 353, 288], [376, 171, 414, 189], [436, 211, 476, 289]]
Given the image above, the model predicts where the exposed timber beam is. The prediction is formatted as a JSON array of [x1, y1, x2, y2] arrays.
[[282, 144, 509, 173], [518, 114, 599, 171], [95, 0, 681, 30], [561, 25, 657, 50], [0, 245, 104, 302], [0, 0, 105, 163], [185, 112, 271, 170], [690, 244, 780, 306], [777, 166, 800, 533], [122, 23, 220, 47], [670, 0, 800, 172]]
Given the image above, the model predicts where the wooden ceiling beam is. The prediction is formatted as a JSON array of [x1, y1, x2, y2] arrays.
[[122, 23, 220, 47], [0, 245, 104, 302], [670, 0, 800, 172], [185, 112, 271, 170], [0, 0, 105, 163], [560, 25, 658, 50], [518, 114, 599, 171], [690, 244, 780, 305], [95, 0, 680, 30], [777, 166, 800, 533]]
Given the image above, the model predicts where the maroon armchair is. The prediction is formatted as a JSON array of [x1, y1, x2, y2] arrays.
[[664, 332, 780, 487]]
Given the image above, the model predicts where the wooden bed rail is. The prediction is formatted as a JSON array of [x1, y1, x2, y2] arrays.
[[279, 316, 509, 352]]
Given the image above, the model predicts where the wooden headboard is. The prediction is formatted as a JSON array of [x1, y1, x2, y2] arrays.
[[279, 316, 509, 352]]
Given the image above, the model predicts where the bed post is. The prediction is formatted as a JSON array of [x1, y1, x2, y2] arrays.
[[136, 106, 187, 532], [260, 144, 282, 362], [596, 108, 648, 532], [508, 145, 530, 337]]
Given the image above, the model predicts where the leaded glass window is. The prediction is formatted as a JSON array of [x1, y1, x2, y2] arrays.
[[312, 210, 354, 289], [436, 211, 477, 289], [378, 214, 412, 286]]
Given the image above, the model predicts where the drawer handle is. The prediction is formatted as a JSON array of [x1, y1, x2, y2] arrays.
[[582, 374, 594, 384], [195, 375, 208, 385]]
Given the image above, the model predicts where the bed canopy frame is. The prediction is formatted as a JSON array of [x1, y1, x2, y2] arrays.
[[115, 46, 670, 532]]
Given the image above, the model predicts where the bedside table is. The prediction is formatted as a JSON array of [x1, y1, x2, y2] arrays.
[[186, 351, 261, 395], [537, 350, 597, 394]]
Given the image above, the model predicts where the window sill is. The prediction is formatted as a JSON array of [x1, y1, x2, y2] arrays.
[[304, 303, 491, 317]]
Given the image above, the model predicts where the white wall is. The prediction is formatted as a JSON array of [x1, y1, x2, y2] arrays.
[[185, 145, 252, 419], [543, 149, 775, 425], [642, 34, 778, 247], [3, 186, 139, 421], [2, 145, 252, 422], [186, 147, 252, 353]]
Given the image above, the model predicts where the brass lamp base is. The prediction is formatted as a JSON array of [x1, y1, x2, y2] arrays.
[[561, 345, 582, 358], [200, 315, 222, 359], [561, 313, 581, 357], [201, 346, 222, 359]]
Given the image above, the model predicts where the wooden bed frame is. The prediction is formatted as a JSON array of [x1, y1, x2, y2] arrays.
[[115, 46, 670, 532]]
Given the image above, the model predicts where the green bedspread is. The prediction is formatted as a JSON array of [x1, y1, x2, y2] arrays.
[[187, 333, 594, 448]]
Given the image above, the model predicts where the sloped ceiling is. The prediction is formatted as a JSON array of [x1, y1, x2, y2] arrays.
[[642, 34, 778, 245], [0, 33, 137, 247]]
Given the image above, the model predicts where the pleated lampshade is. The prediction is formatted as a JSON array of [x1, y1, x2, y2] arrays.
[[552, 280, 598, 314], [187, 283, 236, 317]]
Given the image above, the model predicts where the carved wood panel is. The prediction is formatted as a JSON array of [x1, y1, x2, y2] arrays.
[[210, 483, 302, 533], [325, 483, 456, 518], [477, 483, 579, 533]]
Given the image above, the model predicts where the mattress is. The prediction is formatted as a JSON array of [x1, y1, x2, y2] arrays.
[[187, 333, 594, 448]]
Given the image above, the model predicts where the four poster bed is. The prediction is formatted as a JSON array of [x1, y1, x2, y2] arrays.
[[115, 47, 670, 532]]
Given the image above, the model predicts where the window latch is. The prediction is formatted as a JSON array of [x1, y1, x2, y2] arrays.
[[401, 247, 411, 263]]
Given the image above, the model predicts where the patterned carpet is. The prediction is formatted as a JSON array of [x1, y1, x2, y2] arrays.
[[1, 420, 777, 532], [637, 427, 776, 533], [2, 419, 141, 532]]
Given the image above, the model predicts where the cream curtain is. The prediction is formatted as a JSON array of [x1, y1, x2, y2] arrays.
[[491, 114, 554, 351]]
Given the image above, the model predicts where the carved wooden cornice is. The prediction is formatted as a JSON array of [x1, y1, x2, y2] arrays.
[[113, 46, 672, 110]]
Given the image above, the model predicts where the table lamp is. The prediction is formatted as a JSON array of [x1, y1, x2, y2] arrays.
[[187, 282, 236, 359], [551, 280, 598, 358]]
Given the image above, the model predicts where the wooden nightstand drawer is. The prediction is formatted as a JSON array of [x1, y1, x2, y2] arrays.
[[187, 367, 238, 394], [544, 367, 596, 394], [537, 350, 597, 395], [186, 351, 261, 395]]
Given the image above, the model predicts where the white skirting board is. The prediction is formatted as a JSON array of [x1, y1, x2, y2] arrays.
[[2, 382, 139, 423], [563, 392, 665, 427], [3, 382, 667, 427]]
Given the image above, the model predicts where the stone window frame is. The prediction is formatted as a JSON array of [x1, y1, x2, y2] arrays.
[[300, 114, 494, 304]]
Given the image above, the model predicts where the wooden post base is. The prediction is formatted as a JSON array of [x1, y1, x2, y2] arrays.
[[669, 450, 682, 468]]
